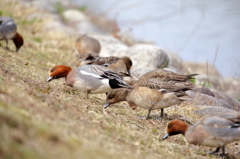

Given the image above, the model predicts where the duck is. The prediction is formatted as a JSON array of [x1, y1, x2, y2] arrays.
[[135, 77, 215, 97], [104, 80, 193, 119], [76, 53, 100, 66], [134, 78, 195, 92], [47, 65, 132, 98], [76, 54, 132, 76], [75, 35, 101, 54], [162, 113, 240, 156], [132, 67, 215, 98], [135, 69, 198, 85], [0, 16, 24, 52]]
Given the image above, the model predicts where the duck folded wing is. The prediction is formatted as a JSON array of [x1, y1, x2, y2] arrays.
[[136, 80, 193, 92], [137, 69, 198, 82], [200, 113, 240, 127], [78, 65, 132, 89], [88, 65, 127, 79]]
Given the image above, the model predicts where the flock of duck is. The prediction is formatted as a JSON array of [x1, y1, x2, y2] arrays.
[[1, 16, 240, 157]]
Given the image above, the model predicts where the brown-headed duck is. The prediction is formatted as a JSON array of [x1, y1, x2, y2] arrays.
[[0, 17, 24, 52], [47, 65, 132, 98], [162, 113, 240, 156]]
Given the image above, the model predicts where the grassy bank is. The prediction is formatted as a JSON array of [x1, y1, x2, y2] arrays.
[[0, 1, 238, 159]]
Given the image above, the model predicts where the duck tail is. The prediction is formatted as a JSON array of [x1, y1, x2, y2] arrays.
[[178, 95, 192, 101], [118, 82, 133, 89], [186, 74, 198, 80], [109, 78, 133, 90]]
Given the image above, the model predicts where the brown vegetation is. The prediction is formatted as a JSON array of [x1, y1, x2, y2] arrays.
[[0, 1, 239, 159]]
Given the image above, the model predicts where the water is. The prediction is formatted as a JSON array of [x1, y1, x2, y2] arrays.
[[72, 0, 240, 78]]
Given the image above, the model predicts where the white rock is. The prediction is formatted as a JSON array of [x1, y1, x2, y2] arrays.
[[127, 44, 170, 72], [90, 34, 129, 57], [63, 9, 89, 22], [76, 22, 101, 34], [43, 20, 74, 37]]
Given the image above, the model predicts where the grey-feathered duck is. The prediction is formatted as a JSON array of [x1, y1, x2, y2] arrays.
[[47, 65, 132, 98], [0, 17, 24, 52], [162, 113, 240, 156]]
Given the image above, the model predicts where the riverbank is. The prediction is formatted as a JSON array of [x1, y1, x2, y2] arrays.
[[0, 0, 239, 159]]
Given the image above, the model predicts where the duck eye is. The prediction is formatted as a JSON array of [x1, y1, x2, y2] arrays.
[[108, 95, 114, 99], [168, 124, 172, 129], [50, 67, 57, 72]]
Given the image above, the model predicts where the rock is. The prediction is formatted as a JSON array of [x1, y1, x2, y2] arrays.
[[211, 89, 240, 111], [193, 105, 239, 116], [127, 44, 170, 73], [62, 9, 88, 22], [76, 22, 100, 34], [90, 34, 129, 57], [43, 19, 75, 38], [167, 51, 184, 72], [75, 35, 101, 54], [130, 68, 152, 79]]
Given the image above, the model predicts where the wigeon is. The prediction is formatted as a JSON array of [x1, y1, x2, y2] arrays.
[[76, 53, 100, 66], [135, 69, 198, 84], [77, 54, 132, 75], [0, 17, 24, 52], [162, 113, 240, 156], [104, 81, 192, 119], [135, 78, 215, 97], [135, 78, 194, 92], [75, 35, 101, 54], [47, 65, 132, 98]]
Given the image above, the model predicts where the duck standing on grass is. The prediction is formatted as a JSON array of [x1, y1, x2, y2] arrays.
[[162, 113, 240, 157], [0, 17, 24, 52], [104, 69, 197, 119], [47, 65, 132, 98], [104, 80, 193, 119]]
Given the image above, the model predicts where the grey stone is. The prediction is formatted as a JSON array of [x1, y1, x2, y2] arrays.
[[62, 9, 88, 22], [90, 34, 129, 57], [127, 44, 170, 72]]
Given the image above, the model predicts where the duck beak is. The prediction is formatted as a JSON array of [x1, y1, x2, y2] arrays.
[[162, 133, 169, 140], [46, 77, 53, 82], [103, 102, 111, 109]]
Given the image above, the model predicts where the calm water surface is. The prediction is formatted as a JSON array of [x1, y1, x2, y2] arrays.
[[72, 0, 240, 78]]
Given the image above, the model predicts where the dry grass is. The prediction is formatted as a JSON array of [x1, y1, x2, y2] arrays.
[[0, 1, 239, 159]]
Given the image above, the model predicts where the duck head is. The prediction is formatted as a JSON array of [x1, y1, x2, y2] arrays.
[[104, 88, 130, 109], [162, 119, 188, 140], [47, 65, 72, 82], [13, 32, 24, 52]]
